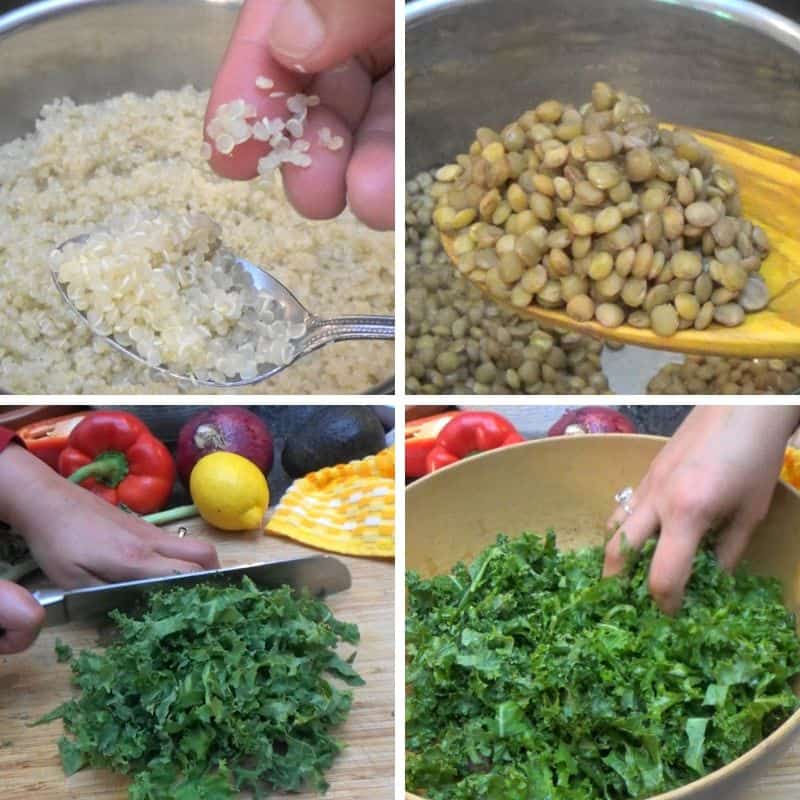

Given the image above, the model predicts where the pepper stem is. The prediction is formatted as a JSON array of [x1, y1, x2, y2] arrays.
[[67, 451, 129, 488], [143, 505, 198, 526]]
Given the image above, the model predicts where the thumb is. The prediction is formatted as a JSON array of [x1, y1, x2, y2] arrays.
[[0, 580, 45, 655], [268, 0, 393, 74]]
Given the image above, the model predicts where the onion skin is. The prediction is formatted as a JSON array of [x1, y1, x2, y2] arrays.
[[548, 407, 637, 437], [176, 408, 273, 486]]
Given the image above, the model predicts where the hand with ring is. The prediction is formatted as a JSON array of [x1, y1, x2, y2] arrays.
[[603, 406, 800, 615]]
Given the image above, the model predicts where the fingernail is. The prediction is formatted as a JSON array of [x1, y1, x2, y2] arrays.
[[270, 0, 326, 61]]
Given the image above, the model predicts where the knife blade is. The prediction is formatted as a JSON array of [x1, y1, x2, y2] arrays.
[[32, 555, 351, 627]]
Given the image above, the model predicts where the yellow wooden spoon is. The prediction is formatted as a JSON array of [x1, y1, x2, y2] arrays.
[[441, 129, 800, 358]]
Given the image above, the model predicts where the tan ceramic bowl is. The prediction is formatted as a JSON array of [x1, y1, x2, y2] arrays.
[[406, 434, 800, 800]]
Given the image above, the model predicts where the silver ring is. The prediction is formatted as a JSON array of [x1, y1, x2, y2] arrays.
[[177, 526, 188, 538], [614, 486, 634, 516]]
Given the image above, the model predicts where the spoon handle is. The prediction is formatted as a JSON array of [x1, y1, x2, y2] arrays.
[[300, 315, 394, 352]]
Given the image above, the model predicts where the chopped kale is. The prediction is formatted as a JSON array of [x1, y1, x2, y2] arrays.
[[406, 532, 800, 799], [38, 577, 363, 799], [54, 639, 73, 664]]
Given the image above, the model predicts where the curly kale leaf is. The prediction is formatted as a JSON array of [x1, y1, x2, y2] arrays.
[[406, 532, 800, 800], [38, 577, 363, 799]]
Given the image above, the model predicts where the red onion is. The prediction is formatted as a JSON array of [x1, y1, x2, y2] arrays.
[[176, 408, 273, 486], [548, 407, 637, 437]]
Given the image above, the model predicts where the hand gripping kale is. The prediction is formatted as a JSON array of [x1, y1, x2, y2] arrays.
[[37, 577, 364, 799], [406, 532, 800, 800]]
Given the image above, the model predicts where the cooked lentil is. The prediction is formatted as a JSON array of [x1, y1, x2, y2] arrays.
[[648, 356, 800, 395], [406, 168, 610, 395], [432, 82, 770, 338]]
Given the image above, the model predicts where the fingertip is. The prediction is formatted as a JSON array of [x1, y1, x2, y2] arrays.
[[714, 519, 753, 574], [208, 140, 262, 181], [283, 165, 348, 220], [0, 581, 45, 654], [602, 559, 619, 579], [648, 551, 690, 616], [281, 112, 351, 220], [267, 0, 327, 70], [346, 131, 394, 230], [200, 542, 222, 570], [602, 542, 624, 578], [602, 520, 633, 578], [650, 582, 681, 617]]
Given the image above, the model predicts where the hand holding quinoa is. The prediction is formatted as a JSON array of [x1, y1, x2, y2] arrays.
[[206, 0, 394, 230], [0, 86, 392, 394], [604, 406, 800, 615], [0, 435, 219, 655]]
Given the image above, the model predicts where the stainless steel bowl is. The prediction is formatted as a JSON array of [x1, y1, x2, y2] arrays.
[[0, 0, 239, 144], [0, 0, 393, 396], [407, 0, 800, 168], [406, 0, 800, 394]]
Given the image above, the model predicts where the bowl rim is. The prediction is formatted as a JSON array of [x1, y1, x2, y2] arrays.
[[406, 0, 800, 56], [406, 434, 800, 800], [0, 0, 121, 36], [0, 0, 245, 37]]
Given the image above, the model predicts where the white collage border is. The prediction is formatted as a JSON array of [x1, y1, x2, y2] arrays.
[[3, 1, 800, 797]]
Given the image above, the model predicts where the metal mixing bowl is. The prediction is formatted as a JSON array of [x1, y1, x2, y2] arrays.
[[406, 0, 800, 394], [0, 0, 393, 395]]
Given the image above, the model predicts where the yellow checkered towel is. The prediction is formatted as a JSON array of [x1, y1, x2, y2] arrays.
[[266, 448, 394, 558]]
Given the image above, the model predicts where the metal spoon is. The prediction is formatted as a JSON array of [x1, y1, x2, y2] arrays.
[[51, 235, 394, 388]]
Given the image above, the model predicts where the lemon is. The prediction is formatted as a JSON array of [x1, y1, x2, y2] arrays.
[[190, 452, 269, 531]]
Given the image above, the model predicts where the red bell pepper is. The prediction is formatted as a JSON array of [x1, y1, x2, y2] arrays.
[[405, 411, 460, 478], [17, 412, 87, 469], [58, 411, 175, 514], [426, 411, 524, 472]]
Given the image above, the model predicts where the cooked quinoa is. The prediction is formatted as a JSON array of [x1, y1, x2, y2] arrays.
[[205, 89, 323, 172], [53, 210, 307, 382], [0, 86, 393, 394]]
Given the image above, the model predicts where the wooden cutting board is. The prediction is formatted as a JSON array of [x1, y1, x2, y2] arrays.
[[0, 518, 394, 800]]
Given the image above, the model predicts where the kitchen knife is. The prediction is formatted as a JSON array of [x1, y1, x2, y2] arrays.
[[32, 555, 351, 627]]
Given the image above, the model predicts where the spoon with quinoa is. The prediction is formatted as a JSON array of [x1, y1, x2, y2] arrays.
[[50, 210, 393, 388]]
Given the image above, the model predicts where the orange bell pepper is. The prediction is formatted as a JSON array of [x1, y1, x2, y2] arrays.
[[17, 412, 88, 469], [781, 446, 800, 491]]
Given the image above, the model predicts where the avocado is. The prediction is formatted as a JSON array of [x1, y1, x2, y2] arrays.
[[281, 407, 386, 478]]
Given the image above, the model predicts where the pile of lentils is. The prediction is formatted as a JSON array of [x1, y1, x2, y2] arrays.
[[431, 82, 770, 337], [648, 357, 800, 394], [407, 167, 797, 396], [407, 169, 610, 394]]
